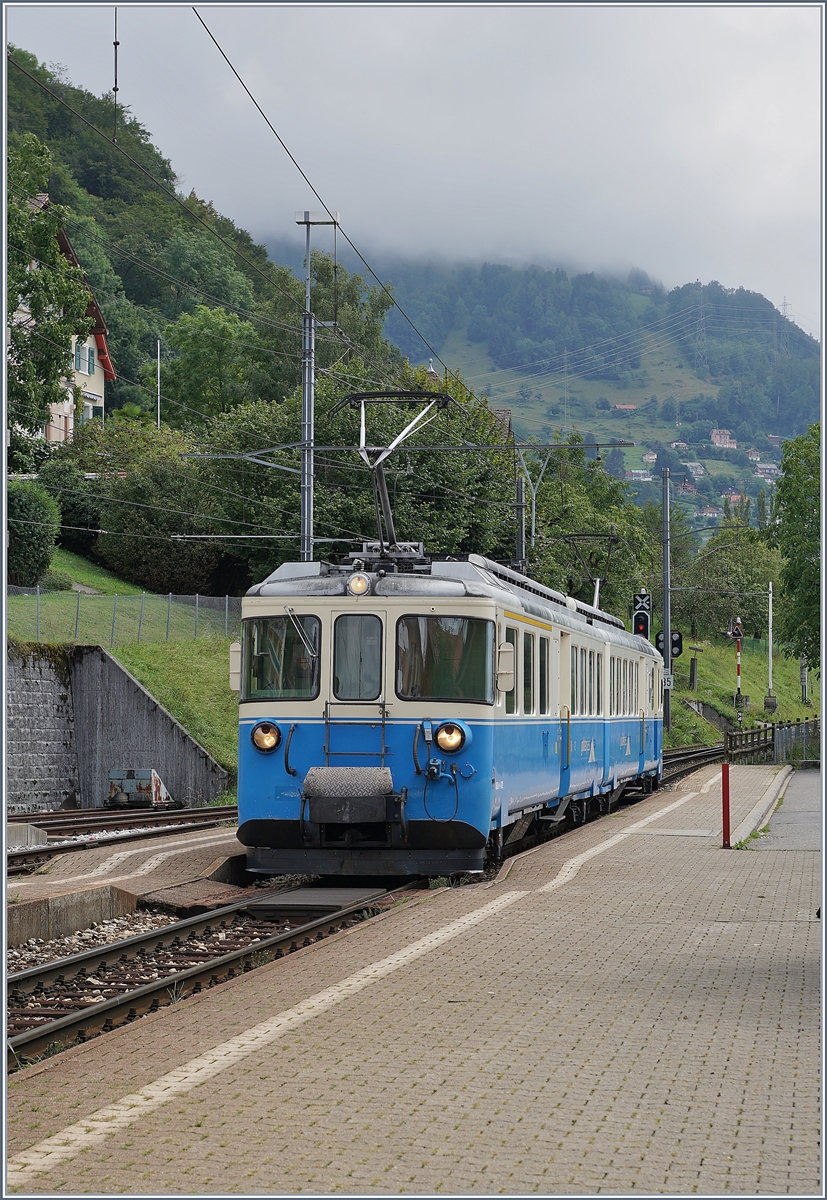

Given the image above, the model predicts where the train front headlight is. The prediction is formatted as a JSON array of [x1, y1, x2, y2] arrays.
[[435, 722, 465, 753], [347, 572, 371, 596], [251, 722, 281, 752]]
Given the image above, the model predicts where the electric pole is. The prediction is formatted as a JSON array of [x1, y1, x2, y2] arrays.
[[295, 210, 339, 561], [662, 467, 672, 731], [694, 283, 707, 375], [515, 476, 526, 574]]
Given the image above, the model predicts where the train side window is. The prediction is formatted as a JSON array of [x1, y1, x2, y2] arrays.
[[539, 637, 549, 714], [596, 653, 603, 716], [523, 632, 534, 714], [588, 650, 594, 715], [579, 648, 586, 716], [571, 645, 577, 713], [635, 663, 640, 712], [609, 656, 614, 716], [505, 627, 517, 714], [622, 659, 628, 715], [649, 666, 655, 711]]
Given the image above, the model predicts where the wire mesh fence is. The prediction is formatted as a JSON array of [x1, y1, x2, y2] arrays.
[[6, 587, 242, 646]]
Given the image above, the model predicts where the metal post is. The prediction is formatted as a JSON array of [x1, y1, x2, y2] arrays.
[[137, 591, 145, 643], [224, 594, 229, 637], [110, 594, 117, 648], [74, 588, 81, 640], [301, 219, 314, 562], [156, 338, 161, 430], [195, 593, 199, 640], [661, 468, 671, 732], [768, 582, 773, 696], [166, 593, 172, 641], [722, 761, 731, 849], [36, 584, 40, 642], [515, 476, 526, 573]]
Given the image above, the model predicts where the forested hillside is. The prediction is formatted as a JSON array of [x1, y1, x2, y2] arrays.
[[5, 44, 820, 671]]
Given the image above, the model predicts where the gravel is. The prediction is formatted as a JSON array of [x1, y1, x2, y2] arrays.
[[7, 909, 181, 973]]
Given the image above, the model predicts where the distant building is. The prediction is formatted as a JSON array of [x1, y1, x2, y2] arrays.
[[13, 196, 115, 444], [721, 489, 744, 501], [698, 505, 722, 518], [614, 404, 637, 412], [676, 478, 697, 495], [766, 434, 781, 448], [668, 440, 689, 451], [710, 428, 737, 449], [641, 451, 658, 464], [746, 448, 761, 462], [625, 469, 653, 482], [754, 463, 781, 479], [681, 461, 705, 477]]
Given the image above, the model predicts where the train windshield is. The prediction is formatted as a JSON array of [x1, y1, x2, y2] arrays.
[[241, 616, 320, 700], [396, 616, 494, 703]]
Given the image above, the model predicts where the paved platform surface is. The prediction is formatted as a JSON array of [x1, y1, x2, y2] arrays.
[[6, 826, 242, 904], [755, 769, 821, 852], [7, 764, 820, 1196]]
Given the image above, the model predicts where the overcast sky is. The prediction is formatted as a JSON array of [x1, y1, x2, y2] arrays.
[[7, 3, 823, 338]]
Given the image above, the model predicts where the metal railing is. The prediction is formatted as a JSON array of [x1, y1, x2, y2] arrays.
[[725, 719, 820, 765], [6, 587, 242, 646]]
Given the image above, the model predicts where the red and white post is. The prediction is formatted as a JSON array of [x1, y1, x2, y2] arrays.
[[722, 761, 731, 849]]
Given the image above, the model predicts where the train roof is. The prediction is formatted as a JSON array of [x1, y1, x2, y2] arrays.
[[246, 547, 657, 658]]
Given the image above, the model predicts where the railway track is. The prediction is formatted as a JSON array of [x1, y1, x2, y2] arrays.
[[6, 806, 239, 876], [662, 743, 725, 783], [7, 884, 422, 1070]]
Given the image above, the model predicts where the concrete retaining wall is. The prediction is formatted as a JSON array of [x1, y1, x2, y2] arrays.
[[6, 885, 136, 947], [6, 641, 229, 811]]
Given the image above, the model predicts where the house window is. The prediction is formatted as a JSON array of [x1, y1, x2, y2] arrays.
[[74, 341, 82, 371], [87, 347, 95, 374]]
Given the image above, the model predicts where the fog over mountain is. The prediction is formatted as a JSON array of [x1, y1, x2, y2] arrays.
[[7, 4, 821, 338]]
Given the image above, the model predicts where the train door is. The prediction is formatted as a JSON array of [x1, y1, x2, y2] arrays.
[[326, 610, 387, 766], [558, 631, 572, 798]]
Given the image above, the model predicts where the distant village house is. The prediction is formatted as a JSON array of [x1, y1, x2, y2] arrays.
[[710, 428, 737, 449]]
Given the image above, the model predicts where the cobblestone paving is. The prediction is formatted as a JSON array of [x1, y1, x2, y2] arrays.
[[7, 765, 819, 1195], [6, 827, 241, 903]]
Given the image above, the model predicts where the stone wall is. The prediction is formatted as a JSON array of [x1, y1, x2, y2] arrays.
[[6, 641, 229, 811], [6, 643, 80, 813]]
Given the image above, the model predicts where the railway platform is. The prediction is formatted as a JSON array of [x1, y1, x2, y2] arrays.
[[7, 763, 820, 1196]]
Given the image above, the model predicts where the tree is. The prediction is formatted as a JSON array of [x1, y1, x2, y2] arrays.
[[7, 480, 60, 585], [38, 457, 101, 556], [774, 423, 819, 668], [7, 133, 93, 463], [151, 305, 263, 423]]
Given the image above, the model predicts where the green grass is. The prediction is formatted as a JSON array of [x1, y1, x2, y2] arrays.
[[49, 548, 144, 594], [663, 700, 722, 749], [6, 590, 238, 645], [671, 637, 819, 727], [113, 639, 239, 780]]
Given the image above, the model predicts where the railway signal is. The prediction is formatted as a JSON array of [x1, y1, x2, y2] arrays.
[[655, 629, 683, 659], [632, 610, 650, 639]]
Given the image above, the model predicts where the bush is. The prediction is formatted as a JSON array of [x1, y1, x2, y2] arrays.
[[37, 458, 101, 556], [7, 481, 60, 585], [38, 568, 74, 591]]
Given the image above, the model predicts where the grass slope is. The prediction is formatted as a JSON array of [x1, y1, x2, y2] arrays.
[[671, 637, 818, 726], [437, 324, 716, 450], [50, 548, 144, 594], [113, 640, 239, 784]]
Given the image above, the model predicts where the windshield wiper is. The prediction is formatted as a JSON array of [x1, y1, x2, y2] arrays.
[[284, 606, 318, 658]]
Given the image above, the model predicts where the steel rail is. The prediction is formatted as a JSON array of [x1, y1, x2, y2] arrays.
[[6, 820, 238, 876], [7, 884, 422, 1068]]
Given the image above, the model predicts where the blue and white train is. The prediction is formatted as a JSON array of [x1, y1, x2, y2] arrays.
[[231, 544, 664, 877]]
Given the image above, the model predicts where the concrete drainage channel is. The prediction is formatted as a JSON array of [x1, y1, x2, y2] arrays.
[[7, 884, 425, 1070]]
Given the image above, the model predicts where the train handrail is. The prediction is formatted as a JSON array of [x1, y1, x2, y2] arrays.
[[560, 706, 571, 769], [284, 723, 298, 777]]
